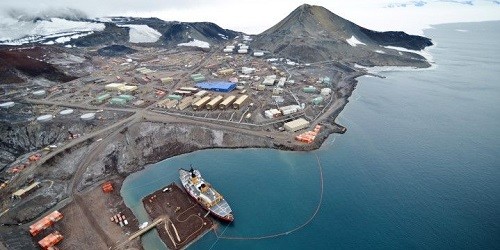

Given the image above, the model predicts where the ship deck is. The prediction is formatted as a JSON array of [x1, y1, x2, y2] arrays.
[[180, 169, 233, 219]]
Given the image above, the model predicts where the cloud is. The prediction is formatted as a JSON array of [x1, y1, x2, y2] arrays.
[[0, 0, 498, 35]]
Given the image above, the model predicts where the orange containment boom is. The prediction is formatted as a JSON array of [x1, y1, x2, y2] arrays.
[[29, 211, 63, 236], [38, 231, 63, 249]]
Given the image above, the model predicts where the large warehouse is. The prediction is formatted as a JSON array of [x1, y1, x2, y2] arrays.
[[195, 81, 236, 92]]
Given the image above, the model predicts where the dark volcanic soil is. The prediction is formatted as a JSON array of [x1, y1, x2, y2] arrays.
[[0, 47, 77, 84]]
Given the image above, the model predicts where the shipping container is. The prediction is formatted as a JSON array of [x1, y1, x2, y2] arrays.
[[29, 211, 63, 236], [38, 231, 63, 250]]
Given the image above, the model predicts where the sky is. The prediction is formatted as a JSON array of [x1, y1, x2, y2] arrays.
[[0, 0, 499, 35]]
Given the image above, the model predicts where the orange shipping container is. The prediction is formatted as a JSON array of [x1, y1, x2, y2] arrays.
[[29, 211, 63, 236], [102, 182, 114, 193], [38, 231, 63, 250]]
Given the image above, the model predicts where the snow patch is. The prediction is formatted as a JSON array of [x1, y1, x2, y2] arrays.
[[218, 33, 228, 40], [177, 39, 210, 49], [375, 50, 386, 54], [384, 45, 434, 63], [117, 24, 162, 43], [346, 36, 366, 47]]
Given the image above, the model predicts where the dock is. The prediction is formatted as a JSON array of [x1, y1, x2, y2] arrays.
[[141, 183, 213, 249], [127, 216, 166, 241]]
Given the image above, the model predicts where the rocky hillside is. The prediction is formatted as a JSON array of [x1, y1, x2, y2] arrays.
[[107, 17, 239, 46], [252, 4, 433, 67]]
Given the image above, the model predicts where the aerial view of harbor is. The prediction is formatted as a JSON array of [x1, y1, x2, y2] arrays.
[[0, 1, 498, 249]]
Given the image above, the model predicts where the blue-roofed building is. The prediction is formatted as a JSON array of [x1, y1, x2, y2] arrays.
[[195, 81, 236, 93]]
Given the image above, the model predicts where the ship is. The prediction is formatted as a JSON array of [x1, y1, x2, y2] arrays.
[[179, 167, 234, 222]]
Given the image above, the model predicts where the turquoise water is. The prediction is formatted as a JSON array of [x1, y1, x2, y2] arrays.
[[122, 21, 500, 249]]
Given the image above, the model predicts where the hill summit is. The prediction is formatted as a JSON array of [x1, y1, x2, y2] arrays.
[[252, 4, 433, 67]]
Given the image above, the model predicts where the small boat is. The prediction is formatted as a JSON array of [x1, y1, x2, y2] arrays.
[[179, 167, 234, 222]]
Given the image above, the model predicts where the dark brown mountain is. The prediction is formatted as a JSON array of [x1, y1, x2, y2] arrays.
[[251, 4, 433, 67]]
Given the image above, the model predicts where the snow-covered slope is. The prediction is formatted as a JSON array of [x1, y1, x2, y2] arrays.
[[116, 24, 162, 43], [0, 17, 105, 45]]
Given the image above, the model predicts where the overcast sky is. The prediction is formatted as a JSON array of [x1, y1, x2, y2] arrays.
[[1, 0, 499, 34]]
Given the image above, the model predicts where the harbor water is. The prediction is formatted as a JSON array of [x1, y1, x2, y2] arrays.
[[121, 21, 500, 249]]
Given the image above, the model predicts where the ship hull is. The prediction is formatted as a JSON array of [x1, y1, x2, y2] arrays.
[[179, 168, 234, 222]]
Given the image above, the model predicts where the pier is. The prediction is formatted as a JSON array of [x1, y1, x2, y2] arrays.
[[141, 183, 213, 249]]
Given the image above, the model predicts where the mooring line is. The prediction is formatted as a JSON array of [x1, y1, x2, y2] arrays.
[[213, 152, 324, 240]]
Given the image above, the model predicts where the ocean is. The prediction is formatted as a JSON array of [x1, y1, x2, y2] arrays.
[[121, 21, 500, 249]]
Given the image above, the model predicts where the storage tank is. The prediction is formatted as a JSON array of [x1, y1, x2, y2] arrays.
[[80, 113, 96, 121], [311, 96, 324, 105], [37, 114, 53, 122], [59, 109, 74, 115], [0, 101, 15, 109], [321, 88, 332, 96]]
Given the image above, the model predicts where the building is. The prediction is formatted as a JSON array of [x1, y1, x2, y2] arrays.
[[284, 118, 310, 132], [218, 68, 235, 76], [237, 49, 248, 54], [179, 87, 198, 92], [241, 67, 255, 74], [219, 95, 236, 110], [160, 77, 174, 84], [95, 94, 111, 104], [303, 86, 317, 93], [195, 82, 236, 93], [109, 98, 127, 105], [12, 181, 41, 199], [105, 83, 126, 91], [191, 73, 206, 82], [178, 96, 193, 110], [29, 210, 63, 236], [118, 94, 134, 101], [167, 94, 183, 100], [118, 85, 138, 93], [264, 109, 282, 119], [174, 90, 192, 96], [262, 75, 277, 86], [192, 96, 211, 110], [277, 77, 286, 87], [194, 90, 208, 98], [206, 95, 224, 110], [272, 87, 283, 95], [233, 95, 249, 109], [38, 231, 63, 250], [280, 105, 301, 115]]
